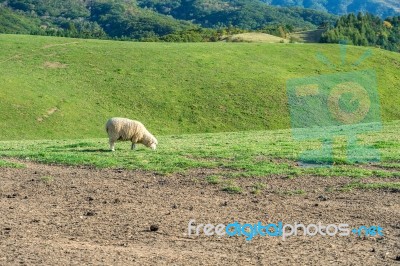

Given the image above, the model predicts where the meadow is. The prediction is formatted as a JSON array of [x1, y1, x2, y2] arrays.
[[1, 33, 400, 190], [0, 34, 400, 140]]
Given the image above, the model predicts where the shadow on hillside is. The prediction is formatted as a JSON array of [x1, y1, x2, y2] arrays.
[[290, 29, 326, 43]]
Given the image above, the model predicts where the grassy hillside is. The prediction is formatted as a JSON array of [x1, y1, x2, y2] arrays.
[[0, 34, 400, 140]]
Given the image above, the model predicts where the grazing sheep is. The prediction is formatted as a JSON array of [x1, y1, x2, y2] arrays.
[[106, 117, 158, 151]]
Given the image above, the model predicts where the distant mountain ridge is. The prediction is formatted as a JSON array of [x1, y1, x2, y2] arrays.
[[262, 0, 400, 18]]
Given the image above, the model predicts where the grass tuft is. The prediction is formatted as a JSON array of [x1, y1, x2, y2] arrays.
[[206, 175, 221, 184], [222, 182, 242, 194]]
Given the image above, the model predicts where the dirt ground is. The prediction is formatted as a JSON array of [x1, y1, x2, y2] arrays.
[[0, 160, 399, 265]]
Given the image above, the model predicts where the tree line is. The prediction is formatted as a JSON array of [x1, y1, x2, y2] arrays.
[[321, 13, 400, 52]]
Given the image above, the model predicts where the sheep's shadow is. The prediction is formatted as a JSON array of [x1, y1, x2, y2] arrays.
[[79, 149, 110, 153]]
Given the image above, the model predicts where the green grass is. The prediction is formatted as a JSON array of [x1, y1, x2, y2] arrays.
[[1, 34, 400, 140], [0, 120, 399, 179], [0, 159, 25, 168]]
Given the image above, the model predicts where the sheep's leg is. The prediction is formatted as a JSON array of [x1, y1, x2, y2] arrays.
[[131, 143, 136, 150], [109, 139, 116, 152]]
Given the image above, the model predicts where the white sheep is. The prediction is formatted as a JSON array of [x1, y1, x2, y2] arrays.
[[105, 117, 158, 151]]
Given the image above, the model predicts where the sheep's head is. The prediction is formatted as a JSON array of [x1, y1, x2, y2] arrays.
[[143, 134, 158, 150], [150, 137, 158, 150]]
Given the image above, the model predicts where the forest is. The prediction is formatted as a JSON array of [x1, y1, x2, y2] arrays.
[[321, 13, 400, 52], [0, 0, 335, 40]]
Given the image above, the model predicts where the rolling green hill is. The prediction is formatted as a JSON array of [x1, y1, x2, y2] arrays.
[[0, 34, 399, 140]]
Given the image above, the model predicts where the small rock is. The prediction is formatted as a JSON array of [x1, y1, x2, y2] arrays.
[[84, 211, 96, 217], [395, 255, 400, 261], [317, 195, 328, 201], [314, 203, 319, 207], [370, 248, 376, 252], [150, 225, 159, 232], [4, 227, 11, 231], [113, 199, 120, 204], [189, 206, 194, 211], [87, 196, 94, 202], [172, 204, 178, 209]]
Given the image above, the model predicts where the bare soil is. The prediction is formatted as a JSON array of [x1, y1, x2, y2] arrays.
[[0, 161, 399, 265]]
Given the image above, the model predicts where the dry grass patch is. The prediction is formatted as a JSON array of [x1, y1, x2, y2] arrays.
[[43, 61, 68, 69], [225, 32, 288, 43]]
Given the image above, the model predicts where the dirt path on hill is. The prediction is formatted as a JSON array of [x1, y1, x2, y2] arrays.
[[0, 161, 399, 265]]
